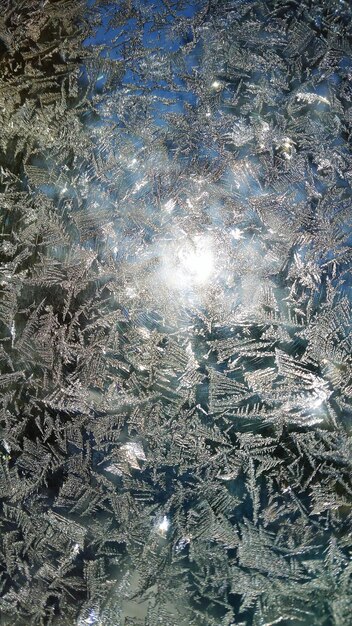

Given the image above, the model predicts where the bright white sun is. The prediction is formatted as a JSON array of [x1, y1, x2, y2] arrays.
[[156, 232, 216, 301], [177, 235, 214, 285]]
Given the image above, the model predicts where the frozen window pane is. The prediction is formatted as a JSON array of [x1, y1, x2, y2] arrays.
[[0, 1, 351, 625]]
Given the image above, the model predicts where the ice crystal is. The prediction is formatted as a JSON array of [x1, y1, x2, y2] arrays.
[[0, 0, 351, 625]]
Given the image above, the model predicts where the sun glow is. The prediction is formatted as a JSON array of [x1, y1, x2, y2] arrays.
[[176, 235, 214, 286]]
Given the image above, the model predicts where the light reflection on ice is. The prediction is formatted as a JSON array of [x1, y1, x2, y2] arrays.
[[231, 227, 244, 240], [156, 514, 170, 536], [77, 608, 99, 626], [121, 441, 146, 464]]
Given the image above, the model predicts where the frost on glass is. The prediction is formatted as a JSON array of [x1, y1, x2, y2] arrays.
[[0, 0, 351, 624]]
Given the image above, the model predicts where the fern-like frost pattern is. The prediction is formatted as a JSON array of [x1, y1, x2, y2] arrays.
[[0, 0, 351, 624]]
